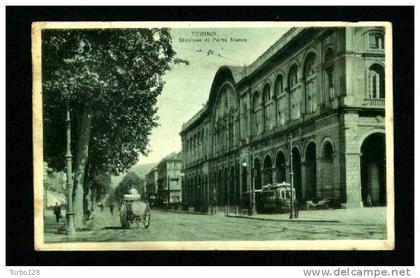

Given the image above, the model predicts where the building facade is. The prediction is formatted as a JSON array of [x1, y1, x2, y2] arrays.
[[180, 27, 386, 213], [156, 152, 183, 206], [145, 167, 158, 203]]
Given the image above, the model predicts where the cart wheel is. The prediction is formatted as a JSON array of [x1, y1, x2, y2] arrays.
[[120, 204, 130, 229], [143, 205, 151, 229]]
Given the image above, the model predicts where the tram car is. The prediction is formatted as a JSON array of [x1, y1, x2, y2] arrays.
[[256, 182, 296, 213]]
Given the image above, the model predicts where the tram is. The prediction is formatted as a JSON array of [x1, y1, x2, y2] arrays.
[[256, 182, 296, 213]]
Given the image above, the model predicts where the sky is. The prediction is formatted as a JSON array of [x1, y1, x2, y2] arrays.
[[137, 27, 289, 165]]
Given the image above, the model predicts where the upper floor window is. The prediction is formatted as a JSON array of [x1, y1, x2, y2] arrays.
[[274, 74, 284, 96], [304, 55, 316, 79], [326, 68, 334, 98], [288, 64, 301, 120], [252, 91, 262, 135], [262, 83, 272, 131], [252, 91, 261, 111], [324, 48, 335, 101], [368, 64, 385, 99], [263, 84, 271, 104], [277, 95, 287, 126], [304, 53, 317, 113], [368, 32, 384, 50], [288, 64, 299, 89]]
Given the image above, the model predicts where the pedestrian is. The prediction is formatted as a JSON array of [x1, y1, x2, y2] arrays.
[[53, 202, 61, 223], [109, 203, 114, 215], [365, 194, 373, 208], [294, 200, 299, 218]]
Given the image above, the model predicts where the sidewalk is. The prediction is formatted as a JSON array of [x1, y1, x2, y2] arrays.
[[227, 207, 387, 224], [149, 206, 387, 225]]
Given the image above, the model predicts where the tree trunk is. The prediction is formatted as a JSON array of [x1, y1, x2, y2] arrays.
[[91, 190, 96, 213], [83, 161, 91, 220], [73, 104, 92, 229]]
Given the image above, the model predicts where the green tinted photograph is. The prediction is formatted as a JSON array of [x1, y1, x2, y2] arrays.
[[33, 22, 393, 250]]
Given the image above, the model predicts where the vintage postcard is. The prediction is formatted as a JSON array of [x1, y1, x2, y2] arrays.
[[32, 21, 394, 251]]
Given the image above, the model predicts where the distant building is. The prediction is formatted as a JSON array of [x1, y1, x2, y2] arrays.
[[139, 177, 146, 196], [145, 167, 158, 203], [180, 27, 386, 213], [156, 152, 183, 206]]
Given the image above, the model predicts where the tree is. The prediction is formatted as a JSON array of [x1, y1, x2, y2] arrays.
[[42, 28, 187, 228], [89, 172, 112, 211]]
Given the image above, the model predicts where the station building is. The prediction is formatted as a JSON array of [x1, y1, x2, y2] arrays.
[[179, 27, 387, 213]]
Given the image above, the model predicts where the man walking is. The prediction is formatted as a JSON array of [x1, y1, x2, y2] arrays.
[[53, 202, 61, 223]]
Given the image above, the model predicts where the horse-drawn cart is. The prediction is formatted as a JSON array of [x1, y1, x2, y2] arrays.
[[119, 194, 151, 229]]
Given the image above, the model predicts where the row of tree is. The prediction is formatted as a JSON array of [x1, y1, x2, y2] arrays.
[[42, 28, 186, 228]]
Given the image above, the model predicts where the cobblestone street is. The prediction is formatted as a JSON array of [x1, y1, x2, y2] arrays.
[[44, 207, 387, 243]]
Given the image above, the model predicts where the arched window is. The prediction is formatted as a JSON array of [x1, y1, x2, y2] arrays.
[[263, 84, 271, 103], [288, 64, 301, 120], [252, 91, 260, 111], [323, 141, 334, 162], [263, 84, 271, 131], [252, 91, 261, 135], [274, 75, 284, 96], [368, 32, 384, 50], [213, 84, 238, 155], [368, 64, 385, 99], [324, 48, 335, 101], [275, 74, 287, 126], [304, 53, 317, 113], [288, 65, 299, 88]]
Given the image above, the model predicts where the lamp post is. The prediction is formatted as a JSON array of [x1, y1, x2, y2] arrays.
[[241, 160, 247, 216], [289, 135, 295, 219], [243, 156, 256, 216], [250, 165, 256, 216], [65, 100, 76, 236], [241, 160, 250, 215]]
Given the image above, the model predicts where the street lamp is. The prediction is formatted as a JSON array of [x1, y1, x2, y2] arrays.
[[241, 160, 249, 214], [242, 158, 256, 216], [65, 99, 75, 236]]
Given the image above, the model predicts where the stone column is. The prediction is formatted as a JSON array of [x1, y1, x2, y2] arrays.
[[343, 113, 363, 208], [300, 159, 307, 201], [316, 156, 323, 199], [332, 152, 341, 200], [344, 153, 363, 207], [239, 164, 244, 205]]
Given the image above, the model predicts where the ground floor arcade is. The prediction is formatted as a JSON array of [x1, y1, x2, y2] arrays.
[[182, 113, 387, 213]]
